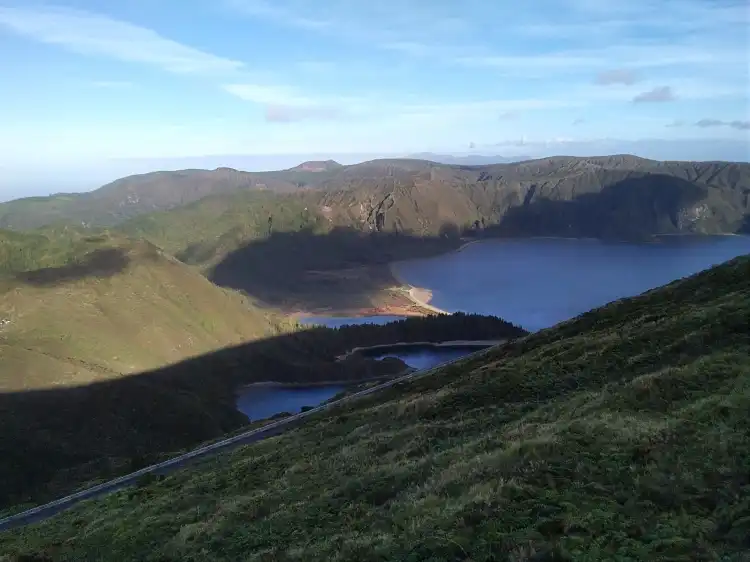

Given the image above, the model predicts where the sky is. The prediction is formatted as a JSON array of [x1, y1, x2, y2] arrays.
[[0, 0, 749, 198]]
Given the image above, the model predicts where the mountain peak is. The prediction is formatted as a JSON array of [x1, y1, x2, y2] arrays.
[[292, 160, 343, 172]]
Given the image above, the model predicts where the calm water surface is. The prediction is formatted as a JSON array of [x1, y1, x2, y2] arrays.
[[235, 345, 484, 419], [240, 236, 749, 419], [236, 385, 345, 421], [392, 235, 750, 332], [373, 347, 481, 370]]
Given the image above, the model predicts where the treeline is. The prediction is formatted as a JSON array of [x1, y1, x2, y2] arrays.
[[297, 312, 527, 358]]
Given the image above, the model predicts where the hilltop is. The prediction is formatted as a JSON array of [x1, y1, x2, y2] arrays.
[[290, 159, 343, 172], [2, 254, 747, 560], [0, 165, 333, 230], [1, 156, 748, 235]]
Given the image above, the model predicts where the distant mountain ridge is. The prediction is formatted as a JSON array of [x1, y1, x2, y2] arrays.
[[0, 155, 748, 237], [407, 153, 532, 165]]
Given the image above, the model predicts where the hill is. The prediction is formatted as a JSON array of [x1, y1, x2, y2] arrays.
[[2, 156, 748, 235], [0, 229, 288, 391], [109, 156, 749, 314], [115, 157, 750, 251], [2, 254, 747, 560], [0, 166, 333, 231], [312, 156, 750, 238], [0, 226, 525, 509], [290, 159, 343, 172]]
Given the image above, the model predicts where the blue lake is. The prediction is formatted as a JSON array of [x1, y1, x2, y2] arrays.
[[239, 235, 750, 420], [391, 235, 750, 332], [235, 346, 482, 420], [372, 347, 483, 370], [236, 385, 345, 421]]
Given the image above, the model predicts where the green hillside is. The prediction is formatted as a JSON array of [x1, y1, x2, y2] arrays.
[[0, 227, 290, 507], [0, 228, 286, 390], [115, 191, 462, 314], [3, 255, 747, 561], [116, 190, 325, 268]]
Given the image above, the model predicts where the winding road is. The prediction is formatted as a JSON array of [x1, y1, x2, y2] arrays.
[[0, 342, 497, 532]]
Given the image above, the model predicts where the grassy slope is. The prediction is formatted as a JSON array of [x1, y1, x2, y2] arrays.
[[3, 256, 748, 561], [0, 195, 83, 232], [0, 229, 285, 391]]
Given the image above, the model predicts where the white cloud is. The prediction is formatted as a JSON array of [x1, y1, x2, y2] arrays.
[[695, 119, 750, 131], [454, 44, 734, 76], [0, 6, 243, 75], [569, 79, 744, 104], [632, 86, 676, 103], [223, 83, 379, 121], [225, 0, 472, 57]]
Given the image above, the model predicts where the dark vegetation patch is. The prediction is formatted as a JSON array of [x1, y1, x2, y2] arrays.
[[14, 248, 130, 286]]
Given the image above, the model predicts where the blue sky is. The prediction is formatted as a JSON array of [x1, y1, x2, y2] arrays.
[[0, 0, 748, 197]]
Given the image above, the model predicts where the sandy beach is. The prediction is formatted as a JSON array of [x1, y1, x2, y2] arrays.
[[388, 263, 449, 316], [294, 237, 479, 320]]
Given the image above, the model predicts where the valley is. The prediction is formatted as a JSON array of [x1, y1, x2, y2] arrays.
[[0, 155, 748, 560]]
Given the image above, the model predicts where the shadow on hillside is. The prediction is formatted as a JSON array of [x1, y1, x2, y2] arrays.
[[207, 173, 743, 311], [15, 248, 130, 287], [483, 173, 712, 240], [0, 312, 523, 509], [209, 226, 463, 312], [739, 215, 750, 235]]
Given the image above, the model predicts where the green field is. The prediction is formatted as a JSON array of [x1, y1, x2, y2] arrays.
[[3, 255, 747, 561]]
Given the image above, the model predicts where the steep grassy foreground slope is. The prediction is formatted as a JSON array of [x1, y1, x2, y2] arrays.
[[0, 229, 285, 390], [3, 256, 747, 561]]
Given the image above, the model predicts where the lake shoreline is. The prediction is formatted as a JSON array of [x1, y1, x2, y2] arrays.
[[237, 377, 390, 391], [336, 339, 502, 360], [238, 339, 501, 391], [294, 233, 747, 323]]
